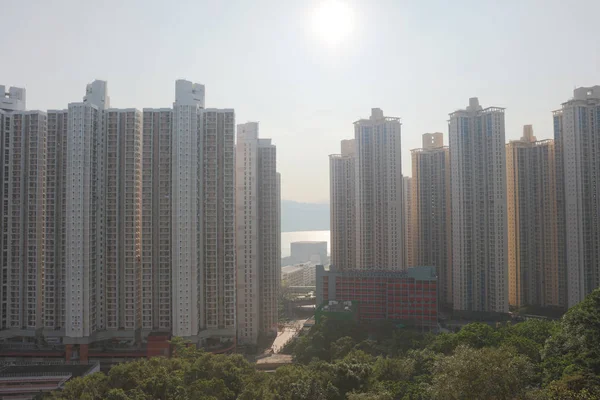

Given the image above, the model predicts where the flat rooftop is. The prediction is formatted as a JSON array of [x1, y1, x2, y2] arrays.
[[0, 363, 97, 378]]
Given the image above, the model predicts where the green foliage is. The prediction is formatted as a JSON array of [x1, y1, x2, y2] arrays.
[[51, 372, 109, 400], [50, 290, 600, 400], [347, 391, 393, 400], [331, 336, 356, 360], [372, 357, 415, 382], [543, 288, 600, 378], [429, 345, 535, 400]]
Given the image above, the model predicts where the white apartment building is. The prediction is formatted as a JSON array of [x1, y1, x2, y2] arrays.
[[171, 80, 236, 341], [235, 122, 280, 345], [45, 109, 68, 331], [65, 80, 109, 340], [0, 99, 47, 331], [171, 80, 204, 338], [329, 139, 355, 271], [141, 108, 173, 332], [200, 108, 236, 338], [449, 98, 508, 313], [354, 108, 404, 270], [554, 87, 600, 307], [506, 126, 561, 308], [281, 263, 317, 287], [411, 133, 452, 306], [1, 80, 238, 346], [104, 109, 143, 331], [402, 176, 414, 268]]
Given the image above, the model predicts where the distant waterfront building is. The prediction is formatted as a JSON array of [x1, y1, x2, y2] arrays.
[[554, 87, 600, 307], [411, 133, 452, 307], [329, 139, 355, 270], [449, 98, 508, 313], [281, 263, 317, 287], [506, 126, 562, 308], [291, 241, 328, 265], [354, 108, 404, 270], [316, 265, 437, 330], [235, 122, 280, 345]]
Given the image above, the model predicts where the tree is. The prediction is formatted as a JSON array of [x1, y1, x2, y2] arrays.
[[346, 392, 393, 400], [525, 373, 600, 400], [453, 322, 500, 349], [331, 336, 356, 360], [342, 349, 375, 365], [543, 288, 600, 378], [188, 378, 235, 400], [500, 335, 541, 362], [504, 319, 557, 346], [372, 357, 415, 382], [429, 345, 535, 400], [51, 372, 108, 400]]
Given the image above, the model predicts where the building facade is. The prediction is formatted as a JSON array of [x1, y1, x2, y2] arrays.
[[0, 107, 47, 331], [402, 176, 414, 268], [0, 80, 240, 351], [45, 109, 68, 331], [281, 263, 317, 287], [200, 109, 236, 338], [141, 108, 173, 332], [506, 126, 562, 308], [171, 80, 205, 338], [235, 122, 280, 345], [316, 265, 437, 329], [354, 109, 404, 270], [554, 87, 600, 307], [104, 109, 143, 331], [329, 139, 355, 270], [290, 241, 327, 264], [65, 81, 109, 340], [411, 133, 452, 307], [449, 98, 508, 313]]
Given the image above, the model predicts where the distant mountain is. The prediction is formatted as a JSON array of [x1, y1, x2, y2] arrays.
[[281, 200, 329, 232]]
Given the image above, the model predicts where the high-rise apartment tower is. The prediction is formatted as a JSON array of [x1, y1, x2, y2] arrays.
[[141, 108, 173, 332], [506, 126, 562, 308], [449, 98, 508, 313], [235, 122, 280, 345], [0, 91, 47, 331], [329, 139, 356, 270], [411, 133, 452, 306], [354, 108, 404, 270], [554, 87, 600, 307]]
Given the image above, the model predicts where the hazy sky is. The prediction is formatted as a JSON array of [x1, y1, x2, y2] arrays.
[[3, 0, 600, 203]]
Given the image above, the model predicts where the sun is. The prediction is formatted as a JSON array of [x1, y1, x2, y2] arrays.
[[311, 0, 355, 46]]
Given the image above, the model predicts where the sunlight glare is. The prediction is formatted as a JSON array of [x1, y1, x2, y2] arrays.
[[311, 0, 355, 46]]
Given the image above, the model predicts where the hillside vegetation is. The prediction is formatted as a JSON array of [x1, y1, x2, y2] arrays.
[[49, 289, 600, 399]]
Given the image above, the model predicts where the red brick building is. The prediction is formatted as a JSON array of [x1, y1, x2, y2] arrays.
[[316, 265, 438, 330]]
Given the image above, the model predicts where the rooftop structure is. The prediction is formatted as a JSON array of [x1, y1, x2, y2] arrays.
[[0, 85, 26, 111]]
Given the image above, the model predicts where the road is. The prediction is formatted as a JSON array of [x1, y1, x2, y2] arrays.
[[272, 319, 307, 353]]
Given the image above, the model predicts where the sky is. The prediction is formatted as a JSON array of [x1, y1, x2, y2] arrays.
[[2, 0, 600, 203]]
